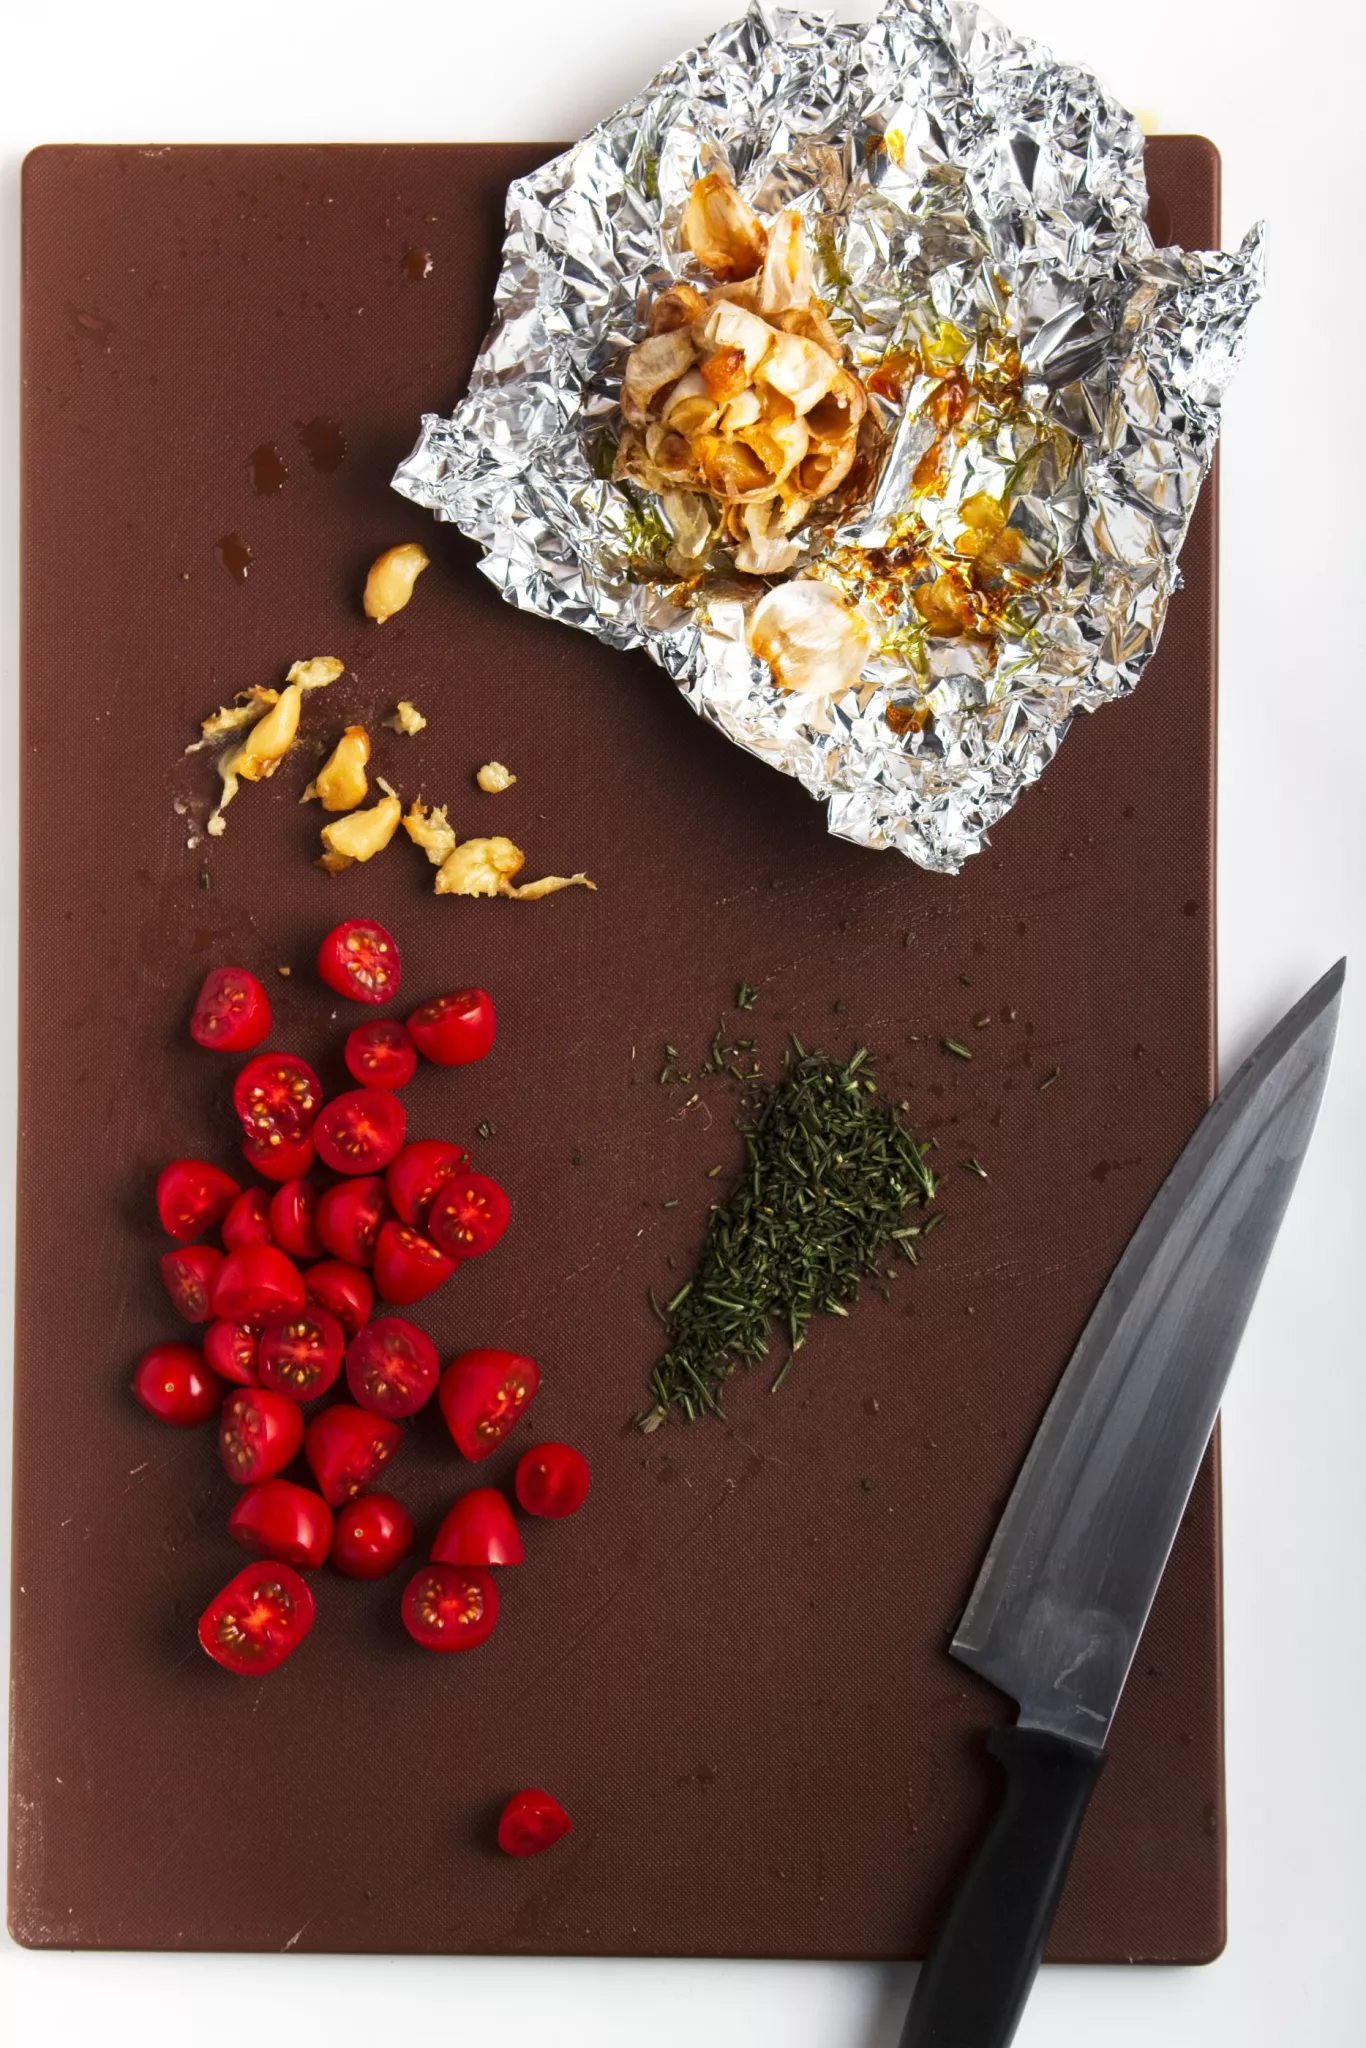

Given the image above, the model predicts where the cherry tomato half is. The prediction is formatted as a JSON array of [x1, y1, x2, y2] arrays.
[[345, 1316, 440, 1419], [385, 1140, 470, 1227], [257, 1307, 345, 1403], [314, 1089, 407, 1175], [132, 1342, 223, 1427], [157, 1158, 241, 1243], [190, 966, 272, 1053], [373, 1221, 455, 1307], [317, 918, 402, 1005], [233, 1052, 323, 1147], [315, 1176, 389, 1266], [198, 1561, 315, 1676], [304, 1404, 402, 1506], [269, 1178, 323, 1260], [228, 1479, 333, 1570], [431, 1488, 523, 1567], [203, 1319, 259, 1387], [406, 988, 496, 1067], [211, 1244, 307, 1329], [221, 1185, 274, 1251], [242, 1130, 317, 1184], [160, 1244, 224, 1324], [516, 1443, 590, 1520], [427, 1171, 511, 1260], [439, 1349, 540, 1462], [401, 1562, 498, 1652], [304, 1259, 374, 1341], [219, 1387, 306, 1485], [344, 1020, 417, 1091], [328, 1493, 414, 1579], [497, 1789, 573, 1858]]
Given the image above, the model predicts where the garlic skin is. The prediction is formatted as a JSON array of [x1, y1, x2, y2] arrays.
[[363, 543, 430, 623]]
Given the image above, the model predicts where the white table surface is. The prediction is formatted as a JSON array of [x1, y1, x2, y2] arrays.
[[2, 1, 1363, 2041]]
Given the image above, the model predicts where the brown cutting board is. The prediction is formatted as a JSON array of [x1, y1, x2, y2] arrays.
[[12, 138, 1222, 1958]]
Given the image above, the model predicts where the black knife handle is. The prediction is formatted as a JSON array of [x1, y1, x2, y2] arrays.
[[900, 1725, 1106, 2048]]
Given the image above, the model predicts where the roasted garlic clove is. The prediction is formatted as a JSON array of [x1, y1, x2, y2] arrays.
[[648, 282, 708, 336], [794, 430, 858, 501], [681, 173, 768, 282], [303, 725, 371, 812], [749, 580, 871, 698], [434, 836, 527, 898], [644, 421, 704, 485], [501, 872, 596, 900], [286, 656, 345, 691], [318, 792, 402, 871], [755, 210, 816, 316], [775, 302, 843, 357], [661, 369, 724, 439], [187, 687, 278, 753], [402, 799, 457, 866], [385, 700, 427, 735], [660, 490, 715, 574], [696, 299, 775, 376], [804, 367, 868, 444], [732, 494, 812, 576], [363, 543, 430, 623], [621, 328, 696, 427], [476, 761, 517, 793]]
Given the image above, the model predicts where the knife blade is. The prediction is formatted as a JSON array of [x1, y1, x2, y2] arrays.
[[900, 958, 1345, 2048]]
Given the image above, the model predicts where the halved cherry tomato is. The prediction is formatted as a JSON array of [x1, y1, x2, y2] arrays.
[[304, 1404, 402, 1506], [257, 1307, 345, 1403], [198, 1561, 315, 1675], [406, 988, 495, 1067], [345, 1316, 440, 1418], [516, 1443, 590, 1519], [157, 1158, 241, 1243], [203, 1318, 259, 1386], [228, 1479, 333, 1570], [328, 1493, 415, 1579], [314, 1089, 406, 1175], [432, 1488, 523, 1567], [190, 966, 272, 1052], [133, 1342, 223, 1427], [233, 1052, 323, 1146], [401, 1562, 498, 1652], [269, 1178, 323, 1260], [317, 918, 401, 1005], [373, 1221, 455, 1306], [211, 1244, 306, 1328], [304, 1259, 374, 1340], [439, 1349, 540, 1461], [219, 1387, 306, 1484], [385, 1140, 470, 1227], [221, 1185, 275, 1250], [428, 1170, 510, 1260], [160, 1244, 224, 1324], [497, 1789, 573, 1857], [315, 1176, 388, 1266], [344, 1019, 417, 1091], [242, 1130, 317, 1184]]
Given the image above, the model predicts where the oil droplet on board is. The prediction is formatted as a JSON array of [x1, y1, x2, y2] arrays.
[[215, 533, 252, 583], [247, 441, 288, 493], [66, 304, 117, 347], [296, 416, 346, 471], [402, 247, 434, 280]]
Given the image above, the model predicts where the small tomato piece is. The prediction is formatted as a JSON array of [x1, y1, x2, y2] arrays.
[[157, 1158, 241, 1243], [373, 1220, 455, 1306], [203, 1318, 259, 1386], [190, 966, 272, 1052], [242, 1130, 318, 1183], [160, 1244, 225, 1324], [314, 1088, 406, 1174], [269, 1178, 323, 1259], [497, 1789, 573, 1857], [303, 1259, 374, 1340], [219, 1387, 305, 1484], [304, 1403, 402, 1506], [257, 1307, 345, 1403], [345, 1315, 440, 1418], [132, 1342, 223, 1427], [406, 988, 496, 1066], [328, 1493, 415, 1579], [233, 1052, 323, 1146], [427, 1170, 510, 1260], [211, 1244, 307, 1328], [439, 1349, 540, 1461], [315, 1175, 389, 1266], [401, 1562, 498, 1652], [198, 1561, 315, 1675], [385, 1139, 469, 1227], [228, 1479, 333, 1570], [222, 1185, 275, 1250], [516, 1443, 591, 1520], [317, 918, 402, 1005], [431, 1488, 523, 1567], [344, 1019, 418, 1091]]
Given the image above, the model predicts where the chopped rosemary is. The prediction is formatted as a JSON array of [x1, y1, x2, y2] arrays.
[[735, 982, 758, 1011], [1039, 1066, 1061, 1092], [943, 1038, 973, 1060], [962, 1158, 989, 1179], [475, 1120, 496, 1139]]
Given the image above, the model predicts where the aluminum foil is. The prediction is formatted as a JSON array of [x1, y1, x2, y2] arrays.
[[394, 0, 1262, 871]]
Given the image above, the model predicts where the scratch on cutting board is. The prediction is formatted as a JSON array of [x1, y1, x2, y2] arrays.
[[281, 1916, 315, 1951]]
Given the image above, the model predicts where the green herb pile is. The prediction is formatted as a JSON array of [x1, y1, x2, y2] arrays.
[[643, 1043, 939, 1428]]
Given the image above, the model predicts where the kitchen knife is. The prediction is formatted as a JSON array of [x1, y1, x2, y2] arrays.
[[900, 958, 1345, 2048]]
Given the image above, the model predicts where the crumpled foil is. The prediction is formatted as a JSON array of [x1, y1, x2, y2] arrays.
[[394, 0, 1263, 871]]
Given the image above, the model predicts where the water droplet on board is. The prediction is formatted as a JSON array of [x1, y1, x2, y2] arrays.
[[247, 441, 288, 493], [402, 247, 434, 280], [66, 304, 117, 347], [215, 532, 252, 582], [296, 415, 346, 471]]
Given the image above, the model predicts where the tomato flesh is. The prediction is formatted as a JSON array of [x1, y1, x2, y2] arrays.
[[315, 1176, 389, 1266], [439, 1349, 540, 1461], [428, 1170, 511, 1260], [516, 1443, 591, 1519], [314, 1089, 406, 1175], [233, 1052, 323, 1146], [198, 1561, 315, 1675], [190, 966, 272, 1052], [373, 1220, 455, 1307], [329, 1493, 415, 1579], [345, 1315, 440, 1419], [431, 1488, 523, 1567], [269, 1178, 323, 1260], [304, 1403, 402, 1506], [160, 1244, 224, 1324], [133, 1342, 223, 1427], [221, 1185, 275, 1250], [303, 1259, 374, 1340], [497, 1789, 573, 1857], [406, 988, 496, 1067], [242, 1130, 317, 1183], [401, 1562, 498, 1652], [203, 1319, 259, 1386], [219, 1387, 306, 1484], [157, 1158, 241, 1243], [228, 1479, 333, 1570], [317, 918, 402, 1005], [211, 1244, 307, 1328], [257, 1307, 345, 1402], [344, 1020, 417, 1091], [385, 1139, 470, 1227]]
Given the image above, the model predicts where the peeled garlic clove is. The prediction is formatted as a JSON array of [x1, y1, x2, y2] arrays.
[[756, 210, 816, 316], [235, 682, 304, 782], [434, 837, 526, 898], [402, 800, 457, 866], [304, 725, 371, 811], [363, 543, 430, 624], [620, 328, 695, 427], [319, 793, 402, 867], [476, 761, 516, 793], [749, 581, 871, 699], [681, 173, 767, 282]]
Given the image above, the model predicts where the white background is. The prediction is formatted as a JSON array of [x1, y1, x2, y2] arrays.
[[1, 1, 1363, 2042]]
